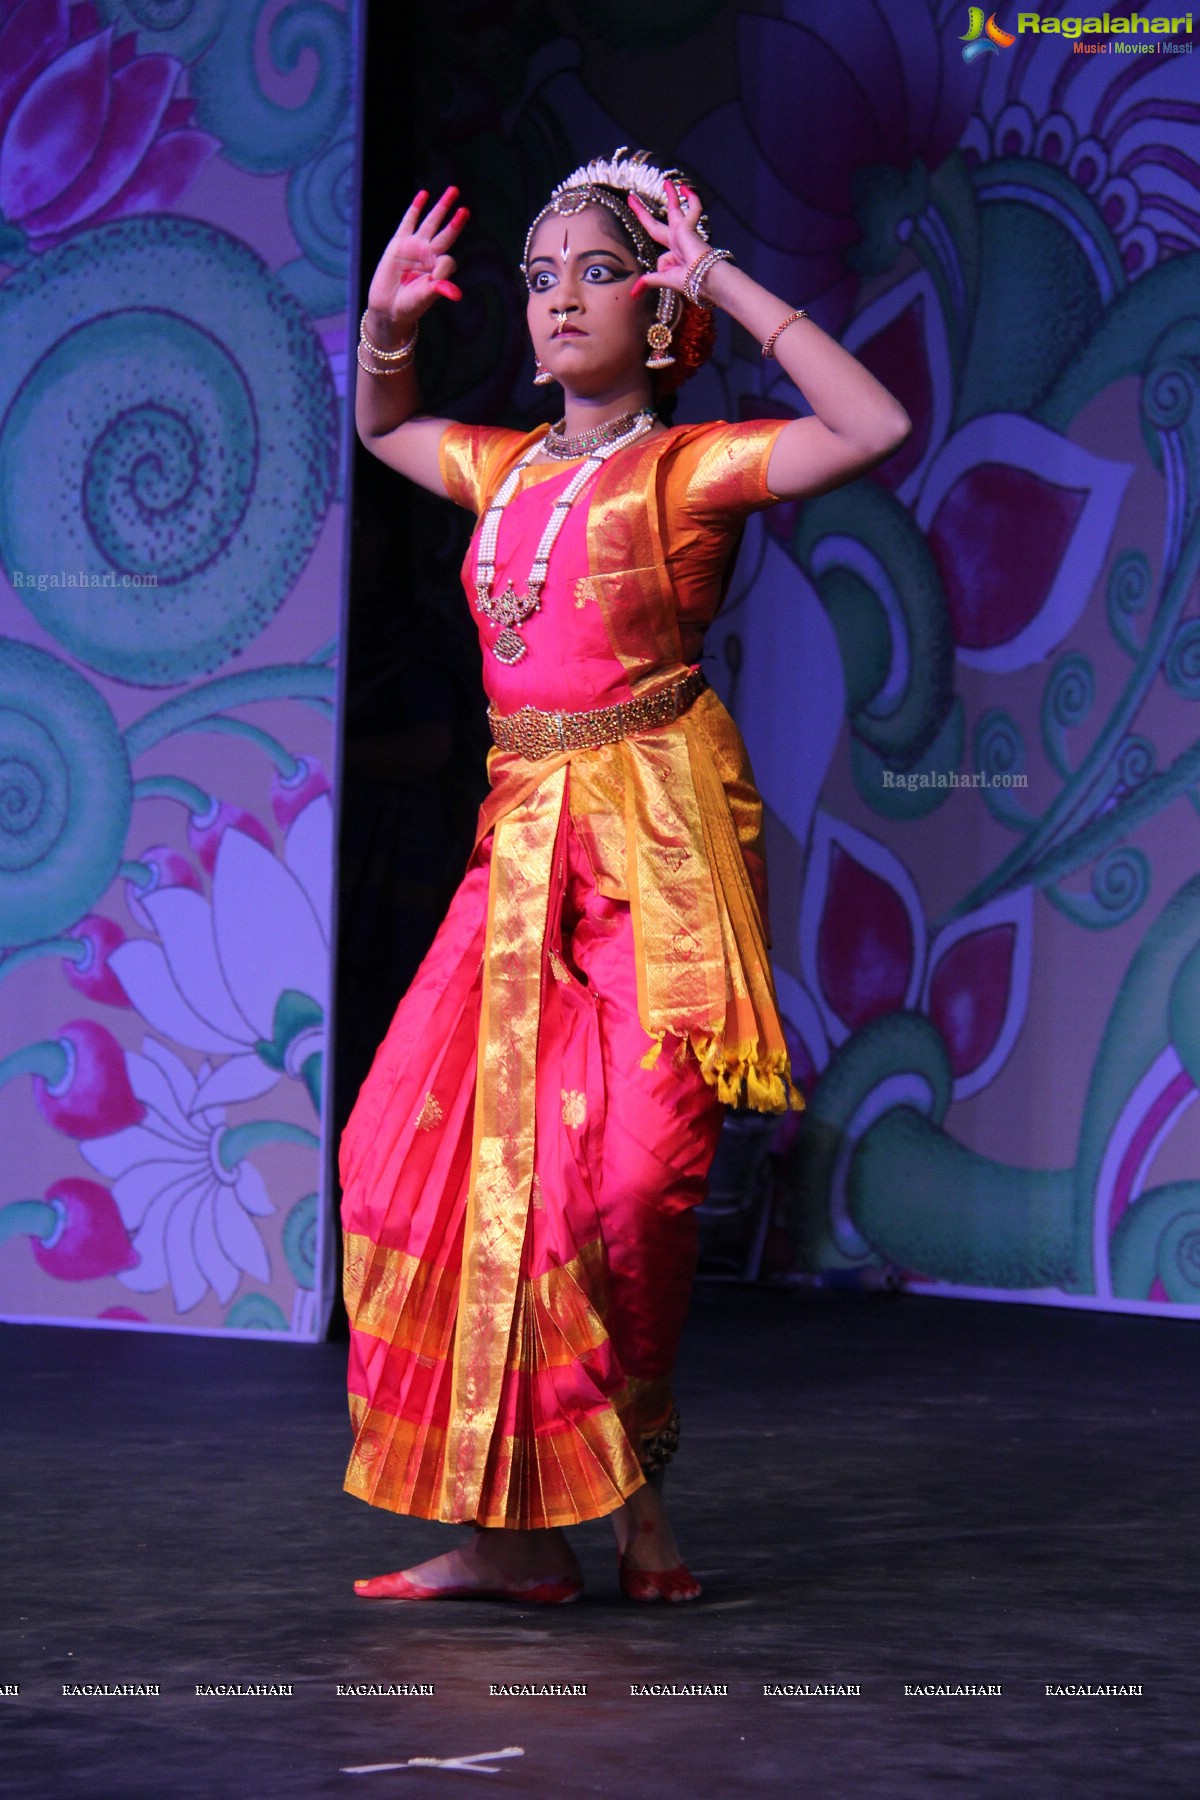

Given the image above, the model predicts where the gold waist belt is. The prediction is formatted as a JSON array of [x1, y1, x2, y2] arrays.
[[487, 667, 708, 760]]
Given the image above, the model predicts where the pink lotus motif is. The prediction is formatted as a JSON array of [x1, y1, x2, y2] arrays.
[[790, 811, 1033, 1103], [64, 913, 131, 1007], [271, 756, 330, 833], [33, 1017, 145, 1138], [124, 845, 202, 932], [33, 1176, 137, 1280], [187, 799, 273, 876], [0, 0, 218, 257]]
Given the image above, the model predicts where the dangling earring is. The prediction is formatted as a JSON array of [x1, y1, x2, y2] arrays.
[[533, 357, 554, 386], [645, 289, 679, 370]]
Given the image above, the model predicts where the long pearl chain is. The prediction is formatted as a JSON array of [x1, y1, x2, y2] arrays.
[[474, 410, 655, 664]]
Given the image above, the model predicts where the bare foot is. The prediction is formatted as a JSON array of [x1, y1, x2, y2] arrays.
[[611, 1481, 686, 1571], [612, 1481, 702, 1601], [354, 1527, 583, 1603]]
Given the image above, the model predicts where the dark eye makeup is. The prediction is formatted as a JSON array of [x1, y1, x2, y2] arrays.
[[526, 254, 635, 292]]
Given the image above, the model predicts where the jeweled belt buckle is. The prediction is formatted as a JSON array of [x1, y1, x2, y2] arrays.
[[518, 709, 541, 758]]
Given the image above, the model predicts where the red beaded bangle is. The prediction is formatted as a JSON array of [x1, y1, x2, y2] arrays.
[[761, 309, 809, 358]]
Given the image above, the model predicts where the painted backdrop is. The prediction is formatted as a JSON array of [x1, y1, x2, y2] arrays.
[[0, 0, 358, 1336], [398, 0, 1200, 1319], [6, 0, 1198, 1333]]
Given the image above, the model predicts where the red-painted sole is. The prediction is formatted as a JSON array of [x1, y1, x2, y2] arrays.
[[618, 1561, 703, 1604], [353, 1572, 584, 1605]]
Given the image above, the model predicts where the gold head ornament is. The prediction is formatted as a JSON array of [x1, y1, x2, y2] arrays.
[[520, 146, 708, 278]]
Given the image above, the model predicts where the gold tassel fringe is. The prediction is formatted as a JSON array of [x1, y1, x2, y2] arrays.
[[689, 1031, 805, 1116]]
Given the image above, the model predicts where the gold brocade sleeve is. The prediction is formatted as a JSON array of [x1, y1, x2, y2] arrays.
[[664, 418, 791, 526], [438, 422, 530, 514]]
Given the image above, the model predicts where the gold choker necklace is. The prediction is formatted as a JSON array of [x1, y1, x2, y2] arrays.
[[542, 409, 654, 461]]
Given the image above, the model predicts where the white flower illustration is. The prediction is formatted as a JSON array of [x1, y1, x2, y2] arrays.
[[80, 1040, 274, 1312], [110, 800, 331, 1111]]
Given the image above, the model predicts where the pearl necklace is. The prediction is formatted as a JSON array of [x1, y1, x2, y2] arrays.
[[474, 410, 655, 664]]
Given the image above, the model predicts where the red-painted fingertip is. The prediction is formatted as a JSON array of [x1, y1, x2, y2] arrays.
[[435, 281, 462, 300], [629, 275, 647, 298]]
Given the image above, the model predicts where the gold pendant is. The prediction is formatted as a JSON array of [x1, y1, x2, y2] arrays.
[[491, 626, 528, 664]]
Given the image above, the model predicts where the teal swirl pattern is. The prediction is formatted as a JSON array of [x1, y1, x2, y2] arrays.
[[190, 0, 352, 175], [1156, 1209, 1200, 1303], [1106, 549, 1151, 658], [0, 218, 338, 686], [1166, 619, 1200, 700], [225, 1294, 289, 1330], [1046, 846, 1150, 931], [0, 640, 131, 946], [95, 0, 228, 64], [1110, 1182, 1200, 1302], [280, 131, 355, 315], [283, 1193, 318, 1289], [288, 132, 354, 278], [1041, 654, 1094, 779], [974, 709, 1036, 831]]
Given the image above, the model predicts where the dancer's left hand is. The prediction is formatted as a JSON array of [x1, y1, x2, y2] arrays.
[[626, 181, 712, 302]]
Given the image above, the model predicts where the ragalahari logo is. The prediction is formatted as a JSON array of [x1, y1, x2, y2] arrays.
[[961, 7, 1017, 57]]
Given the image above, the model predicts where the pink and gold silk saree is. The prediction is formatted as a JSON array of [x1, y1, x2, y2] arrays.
[[339, 419, 803, 1530]]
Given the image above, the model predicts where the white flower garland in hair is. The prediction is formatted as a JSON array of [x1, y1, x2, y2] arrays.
[[549, 147, 685, 220], [522, 147, 707, 281]]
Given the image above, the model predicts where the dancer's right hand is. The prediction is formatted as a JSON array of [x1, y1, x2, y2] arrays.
[[364, 186, 469, 336]]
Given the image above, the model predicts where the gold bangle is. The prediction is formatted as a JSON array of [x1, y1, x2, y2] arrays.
[[359, 310, 418, 360], [356, 341, 412, 376], [761, 309, 809, 358]]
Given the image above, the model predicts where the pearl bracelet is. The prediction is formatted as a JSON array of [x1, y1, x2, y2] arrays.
[[359, 311, 419, 362], [683, 247, 733, 308], [357, 341, 414, 376]]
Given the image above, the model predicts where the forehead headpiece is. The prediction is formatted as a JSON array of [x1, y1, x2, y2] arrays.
[[521, 146, 708, 278]]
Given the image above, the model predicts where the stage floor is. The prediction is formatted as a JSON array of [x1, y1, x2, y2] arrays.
[[1, 1288, 1195, 1798]]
